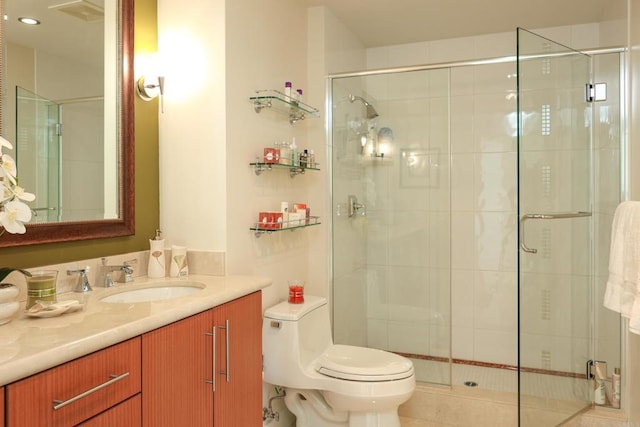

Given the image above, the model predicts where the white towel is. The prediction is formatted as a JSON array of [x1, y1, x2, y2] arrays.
[[604, 201, 640, 334]]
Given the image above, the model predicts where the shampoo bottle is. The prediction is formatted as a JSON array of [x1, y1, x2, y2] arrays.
[[148, 229, 166, 278]]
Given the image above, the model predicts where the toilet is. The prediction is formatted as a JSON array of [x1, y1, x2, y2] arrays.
[[262, 295, 415, 427]]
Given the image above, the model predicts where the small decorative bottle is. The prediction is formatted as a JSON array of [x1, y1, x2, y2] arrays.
[[170, 245, 189, 278], [148, 229, 166, 278], [284, 81, 292, 102]]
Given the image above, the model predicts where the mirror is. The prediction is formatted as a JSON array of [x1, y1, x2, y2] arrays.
[[0, 0, 134, 247]]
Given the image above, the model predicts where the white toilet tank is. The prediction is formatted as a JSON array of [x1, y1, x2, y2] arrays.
[[263, 296, 333, 388]]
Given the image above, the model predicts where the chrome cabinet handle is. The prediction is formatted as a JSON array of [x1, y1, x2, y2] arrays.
[[519, 211, 592, 254], [52, 372, 130, 410], [205, 326, 216, 391], [219, 320, 230, 382]]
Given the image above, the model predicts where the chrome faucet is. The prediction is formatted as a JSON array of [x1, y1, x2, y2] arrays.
[[100, 258, 137, 287], [67, 267, 92, 293]]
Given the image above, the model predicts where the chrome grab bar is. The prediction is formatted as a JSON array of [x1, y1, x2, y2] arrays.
[[519, 211, 592, 254]]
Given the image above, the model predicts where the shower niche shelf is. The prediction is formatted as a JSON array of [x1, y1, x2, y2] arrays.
[[250, 216, 321, 237], [250, 89, 320, 124], [250, 161, 320, 177]]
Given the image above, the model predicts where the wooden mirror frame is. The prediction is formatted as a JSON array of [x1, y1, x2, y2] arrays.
[[0, 0, 135, 248]]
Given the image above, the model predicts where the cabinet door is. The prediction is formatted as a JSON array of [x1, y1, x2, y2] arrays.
[[214, 291, 262, 426], [78, 394, 141, 427], [142, 309, 215, 427], [6, 338, 141, 427]]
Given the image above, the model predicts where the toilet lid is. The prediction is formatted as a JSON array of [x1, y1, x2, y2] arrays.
[[316, 345, 414, 382]]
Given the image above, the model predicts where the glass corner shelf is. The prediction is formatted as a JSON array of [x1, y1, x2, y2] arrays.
[[249, 161, 320, 177], [250, 89, 320, 124], [250, 216, 321, 237]]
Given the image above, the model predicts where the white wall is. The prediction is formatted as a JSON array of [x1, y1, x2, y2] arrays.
[[158, 0, 226, 251]]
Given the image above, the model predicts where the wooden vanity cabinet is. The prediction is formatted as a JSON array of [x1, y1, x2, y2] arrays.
[[142, 307, 215, 426], [78, 394, 141, 427], [142, 291, 262, 427], [1, 386, 5, 427], [213, 291, 262, 426], [6, 337, 141, 427]]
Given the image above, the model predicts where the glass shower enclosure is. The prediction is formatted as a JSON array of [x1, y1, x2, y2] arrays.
[[331, 68, 452, 386], [16, 87, 61, 223], [517, 28, 593, 424], [329, 29, 622, 426]]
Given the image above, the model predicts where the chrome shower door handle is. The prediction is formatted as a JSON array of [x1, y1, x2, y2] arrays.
[[519, 211, 592, 254]]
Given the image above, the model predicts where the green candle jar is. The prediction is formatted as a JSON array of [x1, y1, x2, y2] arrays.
[[26, 270, 58, 309]]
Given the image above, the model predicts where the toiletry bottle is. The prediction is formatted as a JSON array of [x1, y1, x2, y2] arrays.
[[300, 149, 308, 168], [281, 202, 289, 228], [612, 367, 621, 408], [291, 138, 298, 166], [284, 81, 292, 102], [148, 229, 166, 278], [308, 149, 315, 168], [593, 361, 607, 405], [296, 89, 303, 104]]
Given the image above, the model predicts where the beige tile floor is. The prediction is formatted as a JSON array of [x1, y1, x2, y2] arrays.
[[400, 416, 453, 426]]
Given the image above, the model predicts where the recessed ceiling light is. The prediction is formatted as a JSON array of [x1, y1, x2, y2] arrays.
[[18, 17, 40, 25]]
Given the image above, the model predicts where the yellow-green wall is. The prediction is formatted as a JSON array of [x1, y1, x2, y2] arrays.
[[1, 0, 159, 268]]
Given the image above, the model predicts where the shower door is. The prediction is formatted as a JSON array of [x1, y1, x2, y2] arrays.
[[517, 29, 593, 425]]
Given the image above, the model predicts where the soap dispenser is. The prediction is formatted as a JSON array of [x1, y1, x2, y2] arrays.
[[148, 229, 166, 278]]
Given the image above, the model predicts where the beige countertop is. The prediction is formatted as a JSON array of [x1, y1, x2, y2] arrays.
[[0, 274, 271, 386]]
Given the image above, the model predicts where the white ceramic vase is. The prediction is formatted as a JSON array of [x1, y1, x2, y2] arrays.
[[0, 284, 20, 325]]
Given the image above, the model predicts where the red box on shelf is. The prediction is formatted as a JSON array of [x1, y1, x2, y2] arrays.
[[257, 212, 283, 230], [263, 148, 280, 164]]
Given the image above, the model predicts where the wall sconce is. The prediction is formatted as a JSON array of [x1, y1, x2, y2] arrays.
[[136, 75, 165, 112]]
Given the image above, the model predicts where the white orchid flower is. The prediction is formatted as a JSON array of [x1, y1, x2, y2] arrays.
[[0, 182, 10, 203], [0, 153, 17, 184], [11, 185, 35, 202], [0, 200, 32, 234], [0, 137, 35, 235], [0, 136, 13, 151]]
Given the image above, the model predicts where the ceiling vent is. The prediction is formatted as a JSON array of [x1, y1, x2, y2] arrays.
[[48, 0, 104, 22]]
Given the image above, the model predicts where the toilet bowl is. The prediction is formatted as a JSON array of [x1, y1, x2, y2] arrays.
[[262, 295, 415, 427]]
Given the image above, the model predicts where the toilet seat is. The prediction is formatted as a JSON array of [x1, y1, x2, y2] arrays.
[[316, 344, 414, 382]]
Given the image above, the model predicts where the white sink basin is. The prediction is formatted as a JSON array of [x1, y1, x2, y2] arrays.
[[100, 281, 205, 303]]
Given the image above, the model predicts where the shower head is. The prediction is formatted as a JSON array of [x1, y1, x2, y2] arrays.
[[348, 94, 379, 119]]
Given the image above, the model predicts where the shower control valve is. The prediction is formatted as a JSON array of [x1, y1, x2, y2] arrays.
[[348, 195, 366, 218]]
